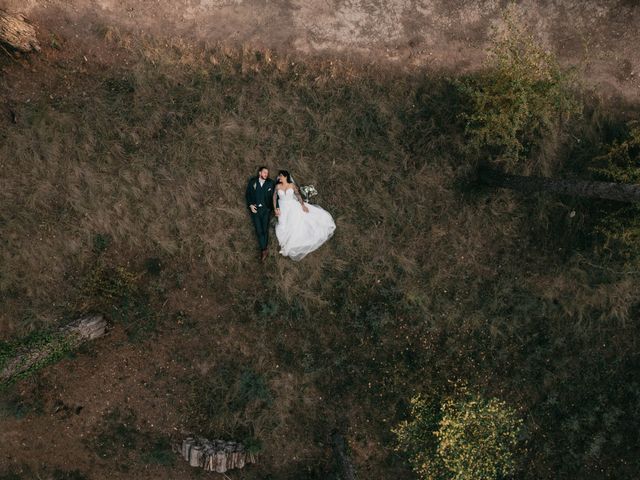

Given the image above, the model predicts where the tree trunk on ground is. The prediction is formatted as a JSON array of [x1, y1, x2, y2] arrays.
[[0, 10, 40, 53], [180, 436, 257, 473], [331, 431, 357, 480], [479, 167, 640, 203], [0, 315, 107, 384]]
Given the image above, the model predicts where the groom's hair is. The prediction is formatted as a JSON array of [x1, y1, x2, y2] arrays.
[[257, 166, 268, 173]]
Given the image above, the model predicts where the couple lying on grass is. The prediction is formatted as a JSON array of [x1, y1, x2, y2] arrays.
[[245, 166, 335, 262]]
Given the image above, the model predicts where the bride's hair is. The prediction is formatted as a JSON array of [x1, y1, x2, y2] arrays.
[[278, 170, 294, 184]]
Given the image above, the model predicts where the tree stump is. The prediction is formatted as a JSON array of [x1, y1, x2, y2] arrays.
[[0, 315, 107, 384], [62, 315, 108, 342], [181, 436, 257, 473], [0, 10, 40, 53]]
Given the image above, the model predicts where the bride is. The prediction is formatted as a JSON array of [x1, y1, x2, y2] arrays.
[[272, 170, 336, 261]]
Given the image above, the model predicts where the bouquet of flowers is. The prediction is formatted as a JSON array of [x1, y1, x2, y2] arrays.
[[299, 185, 318, 202]]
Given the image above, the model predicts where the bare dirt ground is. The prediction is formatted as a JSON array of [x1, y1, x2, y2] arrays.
[[1, 324, 191, 477], [1, 271, 325, 479], [0, 278, 227, 478], [2, 0, 640, 99]]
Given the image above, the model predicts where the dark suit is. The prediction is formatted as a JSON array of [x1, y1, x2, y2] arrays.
[[245, 176, 276, 251]]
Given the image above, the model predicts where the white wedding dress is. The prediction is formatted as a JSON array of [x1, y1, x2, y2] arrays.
[[275, 188, 336, 261]]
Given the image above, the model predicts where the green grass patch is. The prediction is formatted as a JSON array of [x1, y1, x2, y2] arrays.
[[88, 407, 175, 470], [186, 363, 273, 452], [0, 329, 78, 387]]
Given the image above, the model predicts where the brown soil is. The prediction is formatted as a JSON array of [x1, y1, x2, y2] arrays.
[[2, 0, 640, 99], [2, 325, 189, 477], [1, 255, 323, 478], [0, 277, 229, 478]]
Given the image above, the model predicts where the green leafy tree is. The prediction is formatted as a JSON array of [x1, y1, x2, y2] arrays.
[[459, 5, 579, 174], [394, 389, 523, 480]]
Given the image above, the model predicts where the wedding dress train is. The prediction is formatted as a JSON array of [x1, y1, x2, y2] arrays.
[[275, 188, 336, 261]]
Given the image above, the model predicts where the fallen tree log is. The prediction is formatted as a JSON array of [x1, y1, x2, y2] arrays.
[[331, 431, 357, 480], [181, 436, 257, 473], [0, 315, 107, 384], [479, 167, 640, 203], [0, 10, 40, 53]]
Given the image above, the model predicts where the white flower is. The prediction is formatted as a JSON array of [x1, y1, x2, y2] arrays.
[[300, 185, 318, 200]]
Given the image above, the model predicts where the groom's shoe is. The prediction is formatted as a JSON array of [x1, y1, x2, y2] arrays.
[[261, 249, 268, 261]]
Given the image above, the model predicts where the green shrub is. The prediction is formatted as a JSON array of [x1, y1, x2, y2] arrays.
[[82, 262, 138, 305], [0, 473, 24, 480], [88, 408, 174, 469], [92, 233, 112, 254], [589, 122, 640, 263], [80, 261, 156, 341], [458, 6, 579, 174], [90, 408, 139, 460], [186, 364, 273, 451], [143, 257, 163, 276], [394, 388, 523, 480], [590, 123, 640, 184], [393, 394, 447, 480], [140, 438, 175, 466]]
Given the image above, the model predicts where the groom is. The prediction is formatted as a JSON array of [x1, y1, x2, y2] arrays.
[[245, 166, 276, 261]]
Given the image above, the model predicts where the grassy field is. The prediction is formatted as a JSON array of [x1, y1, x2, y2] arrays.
[[1, 29, 639, 479]]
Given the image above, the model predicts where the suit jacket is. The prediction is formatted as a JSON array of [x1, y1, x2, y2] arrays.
[[245, 176, 277, 211]]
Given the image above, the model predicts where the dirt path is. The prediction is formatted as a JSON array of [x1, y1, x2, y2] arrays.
[[2, 0, 640, 100]]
